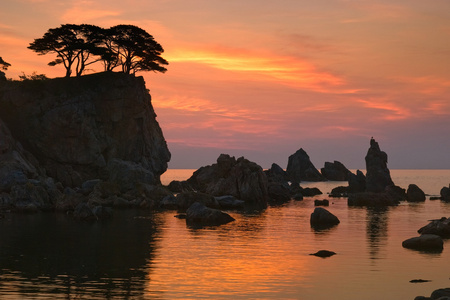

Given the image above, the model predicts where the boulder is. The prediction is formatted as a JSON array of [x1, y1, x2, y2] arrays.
[[407, 184, 426, 202], [330, 186, 348, 197], [348, 170, 366, 193], [186, 154, 269, 207], [268, 182, 291, 204], [186, 202, 235, 226], [264, 163, 289, 183], [321, 161, 351, 181], [314, 199, 329, 206], [418, 217, 450, 238], [310, 207, 340, 228], [299, 187, 322, 197], [214, 195, 245, 209], [365, 138, 394, 193], [160, 194, 178, 210], [107, 159, 155, 193], [73, 203, 96, 220], [402, 234, 443, 251], [440, 185, 450, 202], [176, 191, 220, 211], [431, 288, 450, 299], [286, 148, 325, 182]]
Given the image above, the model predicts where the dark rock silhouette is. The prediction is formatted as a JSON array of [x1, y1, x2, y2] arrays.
[[186, 154, 269, 208], [406, 184, 426, 202], [310, 250, 336, 258], [175, 191, 220, 211], [321, 161, 351, 181], [214, 195, 245, 209], [418, 217, 450, 238], [310, 207, 340, 228], [440, 185, 450, 202], [286, 148, 325, 182], [348, 170, 366, 193], [264, 163, 289, 183], [0, 72, 170, 188], [314, 199, 329, 206], [402, 234, 443, 252], [186, 202, 235, 226], [365, 138, 394, 193]]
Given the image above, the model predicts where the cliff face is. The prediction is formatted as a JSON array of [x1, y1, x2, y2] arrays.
[[0, 72, 170, 187]]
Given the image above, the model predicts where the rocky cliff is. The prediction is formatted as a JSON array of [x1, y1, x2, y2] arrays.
[[0, 72, 170, 188]]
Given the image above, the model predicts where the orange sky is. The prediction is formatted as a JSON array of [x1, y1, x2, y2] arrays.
[[1, 0, 450, 169]]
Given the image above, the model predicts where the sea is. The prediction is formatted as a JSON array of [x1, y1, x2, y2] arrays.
[[0, 169, 449, 300]]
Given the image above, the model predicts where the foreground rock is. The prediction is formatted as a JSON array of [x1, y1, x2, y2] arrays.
[[286, 148, 325, 182], [186, 202, 235, 227], [321, 161, 351, 181], [418, 217, 450, 238], [186, 154, 269, 208], [310, 207, 340, 229], [0, 72, 170, 188], [415, 288, 450, 300], [402, 234, 443, 252]]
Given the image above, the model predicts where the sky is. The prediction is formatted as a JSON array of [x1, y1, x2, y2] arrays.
[[1, 0, 450, 170]]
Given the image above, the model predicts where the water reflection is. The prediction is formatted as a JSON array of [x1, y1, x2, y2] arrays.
[[0, 211, 162, 299], [366, 207, 389, 260]]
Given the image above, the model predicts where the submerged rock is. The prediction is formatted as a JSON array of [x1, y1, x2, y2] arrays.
[[402, 234, 443, 252], [186, 202, 235, 226], [286, 148, 325, 182]]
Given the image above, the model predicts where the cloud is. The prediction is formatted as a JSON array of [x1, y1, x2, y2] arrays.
[[61, 0, 121, 23]]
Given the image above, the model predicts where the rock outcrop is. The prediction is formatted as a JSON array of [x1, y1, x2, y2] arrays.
[[365, 138, 394, 193], [407, 184, 426, 202], [186, 154, 269, 208], [440, 185, 450, 202], [418, 217, 450, 238], [0, 72, 170, 188], [286, 148, 325, 182], [320, 161, 351, 181]]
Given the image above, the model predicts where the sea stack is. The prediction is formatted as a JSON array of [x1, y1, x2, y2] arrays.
[[365, 138, 394, 193]]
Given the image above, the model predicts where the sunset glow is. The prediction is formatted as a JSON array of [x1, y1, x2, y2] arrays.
[[2, 0, 450, 169]]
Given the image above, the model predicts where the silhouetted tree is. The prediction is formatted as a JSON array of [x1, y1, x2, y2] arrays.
[[0, 57, 10, 70], [100, 25, 168, 74], [28, 24, 103, 77]]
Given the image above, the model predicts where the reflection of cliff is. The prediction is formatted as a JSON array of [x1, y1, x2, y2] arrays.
[[366, 207, 389, 260], [0, 211, 161, 298], [0, 72, 170, 187]]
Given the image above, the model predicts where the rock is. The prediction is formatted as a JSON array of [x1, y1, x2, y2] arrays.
[[92, 205, 113, 219], [186, 202, 235, 226], [310, 207, 340, 228], [440, 185, 450, 202], [314, 199, 329, 206], [431, 288, 450, 299], [410, 279, 431, 283], [160, 194, 178, 210], [9, 182, 53, 211], [264, 163, 289, 183], [286, 148, 325, 182], [418, 217, 450, 238], [73, 203, 96, 220], [365, 138, 395, 193], [310, 250, 336, 257], [402, 234, 443, 251], [167, 180, 193, 193], [321, 161, 351, 181], [214, 195, 245, 209], [186, 154, 269, 207], [385, 185, 406, 201], [348, 170, 366, 193], [0, 72, 170, 188], [80, 179, 101, 196], [107, 159, 155, 193], [268, 182, 291, 203], [176, 191, 220, 211], [300, 187, 322, 197], [407, 184, 426, 202], [348, 192, 399, 206], [330, 186, 348, 197]]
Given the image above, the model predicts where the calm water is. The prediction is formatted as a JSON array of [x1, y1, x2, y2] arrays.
[[1, 170, 450, 299]]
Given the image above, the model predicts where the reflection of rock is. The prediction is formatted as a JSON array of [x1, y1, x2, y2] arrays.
[[406, 184, 426, 202], [348, 192, 399, 206], [310, 207, 340, 228], [418, 217, 450, 238], [186, 202, 235, 226], [186, 154, 269, 207], [286, 148, 325, 182], [402, 234, 443, 251], [321, 161, 351, 181], [365, 138, 394, 193]]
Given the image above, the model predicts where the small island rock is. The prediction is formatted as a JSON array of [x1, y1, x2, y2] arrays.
[[186, 202, 235, 226], [402, 234, 443, 251], [310, 207, 340, 228]]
